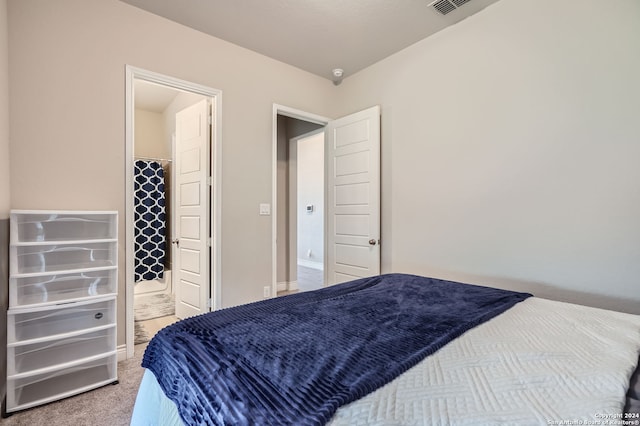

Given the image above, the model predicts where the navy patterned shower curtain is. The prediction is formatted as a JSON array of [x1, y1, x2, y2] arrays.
[[134, 160, 167, 283]]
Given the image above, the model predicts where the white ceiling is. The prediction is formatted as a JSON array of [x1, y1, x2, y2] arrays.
[[121, 0, 502, 81], [134, 80, 179, 112]]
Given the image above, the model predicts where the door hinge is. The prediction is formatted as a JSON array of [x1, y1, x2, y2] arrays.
[[207, 298, 212, 309], [208, 115, 212, 125], [207, 237, 212, 247], [207, 176, 213, 186]]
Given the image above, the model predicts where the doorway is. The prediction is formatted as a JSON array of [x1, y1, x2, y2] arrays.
[[291, 130, 325, 292], [273, 105, 329, 296], [125, 66, 222, 359], [272, 104, 382, 298]]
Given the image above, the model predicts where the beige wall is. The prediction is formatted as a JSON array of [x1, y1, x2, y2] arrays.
[[0, 0, 8, 217], [134, 109, 165, 158], [0, 0, 8, 405], [7, 0, 335, 346], [336, 0, 640, 314]]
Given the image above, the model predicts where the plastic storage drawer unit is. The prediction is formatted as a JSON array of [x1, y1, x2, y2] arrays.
[[7, 297, 116, 344], [5, 210, 118, 415], [6, 353, 117, 412], [11, 242, 117, 275], [12, 213, 116, 242], [8, 327, 116, 375], [10, 267, 117, 307]]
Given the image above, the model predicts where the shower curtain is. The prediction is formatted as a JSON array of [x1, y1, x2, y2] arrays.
[[134, 160, 167, 283]]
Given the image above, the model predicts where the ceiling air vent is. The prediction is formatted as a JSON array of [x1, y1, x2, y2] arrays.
[[429, 0, 472, 15]]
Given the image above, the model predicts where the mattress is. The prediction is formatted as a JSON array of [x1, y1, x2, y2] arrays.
[[131, 297, 640, 425]]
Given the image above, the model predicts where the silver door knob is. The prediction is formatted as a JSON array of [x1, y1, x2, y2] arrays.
[[172, 239, 179, 247], [369, 239, 377, 246]]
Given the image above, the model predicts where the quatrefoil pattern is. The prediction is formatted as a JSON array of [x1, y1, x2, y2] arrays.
[[134, 160, 167, 282]]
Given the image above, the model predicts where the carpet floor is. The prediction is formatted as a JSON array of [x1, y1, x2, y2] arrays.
[[1, 344, 148, 426]]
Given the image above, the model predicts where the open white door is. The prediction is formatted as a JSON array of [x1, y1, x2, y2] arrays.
[[326, 106, 381, 285], [174, 99, 211, 318]]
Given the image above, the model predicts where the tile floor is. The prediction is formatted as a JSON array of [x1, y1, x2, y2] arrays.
[[278, 265, 325, 296], [297, 265, 324, 292]]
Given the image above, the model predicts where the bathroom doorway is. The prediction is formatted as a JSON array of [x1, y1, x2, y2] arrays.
[[125, 66, 222, 358]]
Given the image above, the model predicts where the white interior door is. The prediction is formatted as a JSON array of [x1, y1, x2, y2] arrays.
[[326, 106, 381, 285], [175, 99, 210, 318]]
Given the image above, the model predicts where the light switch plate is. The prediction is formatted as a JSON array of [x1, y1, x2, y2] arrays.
[[259, 203, 271, 216]]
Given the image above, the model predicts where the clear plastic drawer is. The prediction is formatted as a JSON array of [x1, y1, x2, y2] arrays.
[[11, 212, 117, 242], [6, 354, 117, 412], [12, 241, 116, 274], [11, 268, 117, 307], [8, 298, 116, 344], [8, 327, 116, 375]]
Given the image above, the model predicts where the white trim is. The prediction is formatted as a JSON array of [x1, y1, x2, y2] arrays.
[[277, 281, 298, 292], [117, 344, 127, 362], [297, 259, 324, 270], [275, 105, 330, 126], [125, 66, 223, 360], [272, 105, 330, 301]]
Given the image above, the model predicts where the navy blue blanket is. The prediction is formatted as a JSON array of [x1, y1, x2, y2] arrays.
[[142, 273, 531, 425]]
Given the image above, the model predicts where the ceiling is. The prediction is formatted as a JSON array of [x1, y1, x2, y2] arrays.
[[134, 80, 180, 112], [121, 0, 502, 81]]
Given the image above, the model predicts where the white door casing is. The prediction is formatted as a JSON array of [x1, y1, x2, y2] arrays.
[[175, 99, 211, 318], [126, 66, 222, 360], [326, 106, 381, 285]]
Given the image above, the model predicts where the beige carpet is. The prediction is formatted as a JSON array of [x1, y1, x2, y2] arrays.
[[1, 344, 148, 426]]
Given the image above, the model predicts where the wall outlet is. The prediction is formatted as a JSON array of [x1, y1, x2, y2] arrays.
[[263, 286, 271, 298]]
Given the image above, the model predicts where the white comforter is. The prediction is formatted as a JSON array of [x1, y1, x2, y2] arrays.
[[329, 298, 640, 425]]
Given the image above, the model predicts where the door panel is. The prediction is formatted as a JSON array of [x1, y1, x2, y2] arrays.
[[175, 99, 210, 318], [180, 216, 200, 239], [326, 106, 381, 285]]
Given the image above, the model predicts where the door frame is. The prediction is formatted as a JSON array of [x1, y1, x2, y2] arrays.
[[271, 104, 330, 298], [125, 66, 222, 359]]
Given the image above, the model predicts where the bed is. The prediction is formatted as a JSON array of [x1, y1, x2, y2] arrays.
[[131, 273, 640, 425]]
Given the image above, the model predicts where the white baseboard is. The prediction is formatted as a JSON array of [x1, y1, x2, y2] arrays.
[[278, 281, 298, 291], [117, 344, 128, 362], [298, 259, 323, 270]]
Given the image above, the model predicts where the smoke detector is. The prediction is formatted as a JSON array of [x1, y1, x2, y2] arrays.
[[429, 0, 472, 15], [332, 68, 344, 86]]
